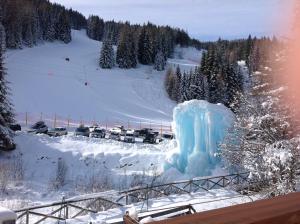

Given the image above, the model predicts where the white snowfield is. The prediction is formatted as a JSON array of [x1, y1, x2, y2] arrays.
[[6, 30, 202, 126], [0, 132, 175, 206]]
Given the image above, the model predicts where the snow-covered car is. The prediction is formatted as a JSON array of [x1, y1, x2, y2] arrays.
[[90, 128, 106, 138], [27, 121, 48, 134], [0, 207, 17, 224], [47, 127, 68, 137], [75, 125, 90, 137], [123, 129, 135, 143], [109, 127, 122, 141], [89, 125, 99, 133]]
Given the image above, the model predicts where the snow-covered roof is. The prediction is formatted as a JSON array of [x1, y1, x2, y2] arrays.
[[110, 128, 122, 134], [126, 129, 135, 134]]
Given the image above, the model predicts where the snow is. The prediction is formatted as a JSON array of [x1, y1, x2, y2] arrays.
[[167, 46, 203, 72], [165, 100, 234, 177], [0, 207, 16, 222], [63, 189, 259, 224], [5, 30, 199, 126], [0, 132, 175, 207]]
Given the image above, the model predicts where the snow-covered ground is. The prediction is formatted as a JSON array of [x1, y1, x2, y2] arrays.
[[64, 189, 260, 224], [0, 132, 177, 208], [6, 30, 202, 126]]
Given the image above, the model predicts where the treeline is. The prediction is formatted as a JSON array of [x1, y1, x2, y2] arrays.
[[86, 15, 195, 70], [0, 0, 86, 49], [165, 36, 281, 110]]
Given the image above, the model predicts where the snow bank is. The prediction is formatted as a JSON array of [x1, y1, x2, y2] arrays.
[[0, 207, 17, 222], [165, 100, 234, 177]]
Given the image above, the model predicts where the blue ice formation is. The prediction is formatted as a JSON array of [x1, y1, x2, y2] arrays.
[[165, 100, 234, 177]]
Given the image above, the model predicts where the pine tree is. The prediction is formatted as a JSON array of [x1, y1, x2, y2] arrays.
[[3, 0, 22, 48], [138, 27, 153, 65], [0, 19, 15, 147], [99, 40, 114, 69], [56, 10, 71, 43], [44, 19, 56, 42], [154, 51, 166, 71], [171, 66, 182, 102], [191, 68, 207, 100], [116, 26, 137, 69], [87, 15, 104, 41]]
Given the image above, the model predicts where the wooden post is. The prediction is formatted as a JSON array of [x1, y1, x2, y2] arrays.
[[25, 112, 28, 126], [54, 114, 57, 128], [126, 193, 129, 205], [67, 116, 70, 128], [26, 211, 29, 224], [160, 122, 163, 135], [65, 204, 69, 219]]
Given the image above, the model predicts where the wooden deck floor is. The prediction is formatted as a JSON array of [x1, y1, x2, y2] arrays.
[[149, 192, 300, 224]]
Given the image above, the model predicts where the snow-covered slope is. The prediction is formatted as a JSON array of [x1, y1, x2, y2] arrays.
[[6, 30, 201, 126]]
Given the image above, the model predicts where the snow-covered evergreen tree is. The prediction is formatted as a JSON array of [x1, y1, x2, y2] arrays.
[[0, 19, 15, 147], [221, 53, 300, 197], [138, 27, 153, 65], [86, 15, 104, 41], [154, 51, 166, 71], [99, 40, 114, 69], [56, 10, 71, 44], [116, 26, 137, 69]]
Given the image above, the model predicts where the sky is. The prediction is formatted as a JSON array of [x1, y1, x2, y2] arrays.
[[50, 0, 294, 41]]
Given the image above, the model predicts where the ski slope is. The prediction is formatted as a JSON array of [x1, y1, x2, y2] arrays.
[[5, 30, 202, 126]]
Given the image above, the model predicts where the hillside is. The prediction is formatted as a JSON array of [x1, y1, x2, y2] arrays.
[[6, 30, 201, 126]]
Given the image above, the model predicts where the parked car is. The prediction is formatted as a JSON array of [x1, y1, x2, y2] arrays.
[[90, 128, 106, 138], [162, 133, 174, 140], [48, 127, 68, 137], [123, 129, 135, 143], [9, 124, 21, 132], [0, 207, 17, 224], [27, 121, 48, 134], [137, 128, 153, 137], [89, 125, 99, 133], [143, 132, 158, 144], [109, 127, 122, 141], [75, 125, 90, 137], [0, 139, 16, 152]]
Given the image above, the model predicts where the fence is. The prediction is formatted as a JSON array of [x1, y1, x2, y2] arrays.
[[16, 112, 173, 134], [14, 172, 257, 224]]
